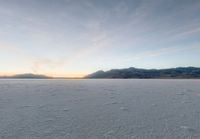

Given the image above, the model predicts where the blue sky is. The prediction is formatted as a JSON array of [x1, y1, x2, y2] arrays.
[[0, 0, 200, 77]]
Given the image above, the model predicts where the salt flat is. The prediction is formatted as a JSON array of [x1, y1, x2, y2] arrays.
[[0, 79, 200, 139]]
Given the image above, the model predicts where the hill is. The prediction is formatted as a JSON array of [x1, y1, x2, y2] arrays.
[[0, 73, 51, 79]]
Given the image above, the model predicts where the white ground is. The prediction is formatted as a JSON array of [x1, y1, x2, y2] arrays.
[[0, 79, 200, 139]]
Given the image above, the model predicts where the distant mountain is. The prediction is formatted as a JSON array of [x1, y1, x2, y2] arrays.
[[0, 73, 51, 79], [85, 67, 200, 79]]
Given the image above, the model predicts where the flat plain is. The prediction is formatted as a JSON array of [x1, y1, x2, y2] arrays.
[[0, 79, 200, 139]]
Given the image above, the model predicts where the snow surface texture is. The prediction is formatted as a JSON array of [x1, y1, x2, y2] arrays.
[[0, 79, 200, 139]]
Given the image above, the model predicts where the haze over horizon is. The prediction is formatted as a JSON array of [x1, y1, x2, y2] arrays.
[[0, 0, 200, 77]]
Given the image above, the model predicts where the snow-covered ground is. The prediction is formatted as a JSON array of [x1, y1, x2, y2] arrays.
[[0, 79, 200, 139]]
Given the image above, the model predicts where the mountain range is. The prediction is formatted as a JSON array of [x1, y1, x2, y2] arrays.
[[85, 67, 200, 79]]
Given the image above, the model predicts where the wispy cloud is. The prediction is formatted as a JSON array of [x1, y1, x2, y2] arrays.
[[175, 27, 200, 38], [31, 59, 65, 74], [123, 44, 200, 62]]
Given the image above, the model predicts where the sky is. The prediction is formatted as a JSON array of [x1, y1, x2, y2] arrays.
[[0, 0, 200, 77]]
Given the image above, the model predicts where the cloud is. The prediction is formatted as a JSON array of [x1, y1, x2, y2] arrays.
[[31, 59, 65, 74], [175, 27, 200, 38], [123, 44, 200, 62], [0, 43, 31, 58]]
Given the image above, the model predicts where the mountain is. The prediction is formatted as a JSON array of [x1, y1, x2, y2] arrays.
[[85, 67, 200, 79], [0, 73, 51, 79]]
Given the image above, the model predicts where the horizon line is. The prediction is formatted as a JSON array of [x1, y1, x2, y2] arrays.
[[0, 66, 200, 78]]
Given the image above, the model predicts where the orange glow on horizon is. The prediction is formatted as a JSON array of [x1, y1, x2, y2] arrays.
[[0, 72, 87, 78]]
